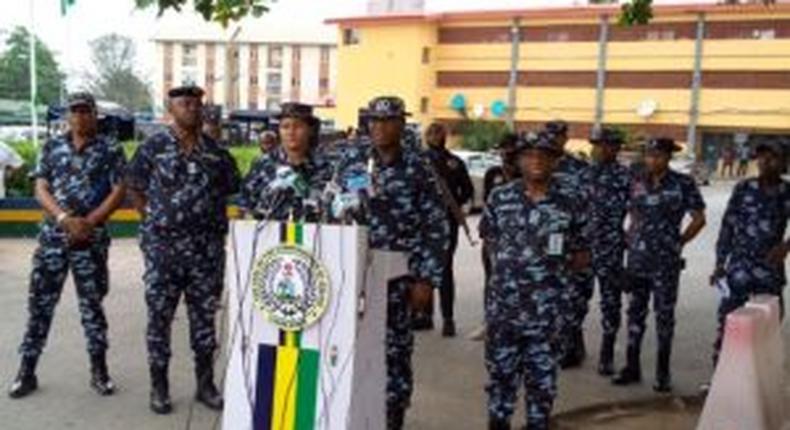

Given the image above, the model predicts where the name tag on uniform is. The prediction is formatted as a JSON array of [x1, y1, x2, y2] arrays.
[[187, 162, 198, 175], [548, 233, 564, 256]]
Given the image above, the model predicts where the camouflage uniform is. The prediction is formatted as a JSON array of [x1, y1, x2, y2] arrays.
[[480, 178, 586, 429], [713, 178, 790, 364], [239, 147, 331, 222], [581, 159, 632, 355], [126, 130, 240, 368], [19, 134, 126, 360], [623, 168, 705, 378], [335, 136, 450, 421], [552, 153, 593, 362]]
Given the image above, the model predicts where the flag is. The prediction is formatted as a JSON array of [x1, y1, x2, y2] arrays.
[[60, 0, 75, 16]]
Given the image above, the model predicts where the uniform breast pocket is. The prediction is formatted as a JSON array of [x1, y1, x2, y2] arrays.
[[154, 157, 181, 190]]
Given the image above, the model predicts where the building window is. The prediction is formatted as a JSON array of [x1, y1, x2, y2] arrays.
[[547, 31, 570, 42], [422, 47, 431, 64], [267, 72, 282, 95], [420, 97, 429, 114], [250, 75, 258, 85], [343, 28, 361, 45], [182, 43, 197, 67], [266, 98, 281, 111], [646, 30, 676, 41], [752, 28, 776, 40], [181, 70, 198, 85], [320, 46, 331, 63], [268, 46, 283, 69]]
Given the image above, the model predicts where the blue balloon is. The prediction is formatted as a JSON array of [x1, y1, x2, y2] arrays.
[[491, 100, 508, 118], [450, 94, 467, 111]]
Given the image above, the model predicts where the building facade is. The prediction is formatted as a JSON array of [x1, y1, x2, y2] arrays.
[[152, 18, 338, 115], [330, 1, 790, 154]]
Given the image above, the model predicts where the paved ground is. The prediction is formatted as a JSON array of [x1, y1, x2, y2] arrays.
[[0, 179, 788, 429]]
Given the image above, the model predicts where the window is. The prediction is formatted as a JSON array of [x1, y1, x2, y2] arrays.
[[181, 70, 198, 85], [422, 47, 431, 64], [646, 30, 676, 41], [343, 28, 361, 45], [182, 43, 197, 67], [547, 31, 570, 42], [420, 97, 429, 114], [250, 75, 258, 85], [753, 28, 776, 40], [267, 73, 282, 94], [320, 46, 331, 63], [268, 46, 283, 69], [266, 98, 281, 111]]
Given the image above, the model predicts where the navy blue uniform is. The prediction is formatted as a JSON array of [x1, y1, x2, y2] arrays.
[[126, 130, 240, 368], [19, 134, 126, 360], [713, 178, 790, 363], [480, 180, 586, 429], [335, 139, 450, 417], [624, 170, 705, 363]]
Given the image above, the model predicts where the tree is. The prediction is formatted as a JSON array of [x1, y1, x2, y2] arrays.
[[84, 34, 152, 112], [619, 0, 653, 27], [135, 0, 270, 27], [0, 27, 65, 105]]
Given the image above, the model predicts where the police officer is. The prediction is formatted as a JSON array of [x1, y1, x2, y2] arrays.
[[240, 102, 329, 221], [480, 132, 588, 430], [711, 140, 789, 365], [582, 127, 632, 376], [544, 120, 593, 368], [421, 122, 474, 337], [334, 96, 450, 430], [613, 137, 706, 392], [126, 85, 241, 414], [9, 92, 126, 399]]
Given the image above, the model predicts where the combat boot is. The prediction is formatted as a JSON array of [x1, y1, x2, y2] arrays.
[[597, 335, 615, 376], [653, 344, 673, 393], [612, 344, 642, 385], [89, 352, 116, 396], [150, 364, 172, 414], [487, 417, 510, 430], [387, 407, 405, 430], [8, 356, 38, 399], [195, 354, 223, 410]]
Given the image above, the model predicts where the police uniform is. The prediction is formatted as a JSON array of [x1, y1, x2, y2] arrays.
[[10, 93, 126, 399], [425, 141, 474, 335], [616, 137, 705, 390], [480, 133, 587, 430], [581, 128, 632, 375], [545, 121, 593, 368], [713, 141, 789, 364], [334, 97, 450, 430], [126, 85, 240, 413], [239, 103, 330, 222]]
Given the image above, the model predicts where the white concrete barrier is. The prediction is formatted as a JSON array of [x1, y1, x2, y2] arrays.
[[697, 297, 785, 430]]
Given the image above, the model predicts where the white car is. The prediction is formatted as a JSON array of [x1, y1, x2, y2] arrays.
[[451, 150, 501, 212]]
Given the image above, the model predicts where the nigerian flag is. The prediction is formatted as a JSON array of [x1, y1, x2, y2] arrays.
[[60, 0, 75, 16]]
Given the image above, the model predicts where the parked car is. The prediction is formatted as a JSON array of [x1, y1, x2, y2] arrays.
[[451, 150, 501, 213]]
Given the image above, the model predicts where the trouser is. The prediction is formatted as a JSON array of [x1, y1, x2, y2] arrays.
[[19, 232, 111, 359], [387, 277, 414, 413], [143, 234, 225, 368], [624, 271, 681, 361], [434, 222, 459, 321]]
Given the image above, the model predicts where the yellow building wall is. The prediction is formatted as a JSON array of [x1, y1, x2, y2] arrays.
[[697, 89, 790, 129], [334, 23, 436, 129]]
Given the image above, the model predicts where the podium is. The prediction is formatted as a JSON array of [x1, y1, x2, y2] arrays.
[[222, 221, 408, 430]]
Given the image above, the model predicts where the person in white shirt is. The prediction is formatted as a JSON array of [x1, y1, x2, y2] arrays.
[[0, 141, 24, 198]]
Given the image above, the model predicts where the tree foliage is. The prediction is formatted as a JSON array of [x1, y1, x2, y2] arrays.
[[619, 0, 654, 27], [0, 27, 65, 105], [135, 0, 271, 27], [84, 34, 152, 112]]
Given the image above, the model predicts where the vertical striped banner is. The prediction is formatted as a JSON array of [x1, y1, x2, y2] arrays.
[[253, 222, 321, 430]]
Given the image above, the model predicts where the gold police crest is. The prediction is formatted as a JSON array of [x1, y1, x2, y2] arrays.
[[251, 245, 331, 331]]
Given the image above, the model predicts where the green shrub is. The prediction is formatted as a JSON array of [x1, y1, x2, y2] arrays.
[[6, 140, 38, 197], [457, 120, 509, 152]]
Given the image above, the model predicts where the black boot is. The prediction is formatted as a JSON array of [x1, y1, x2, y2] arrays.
[[149, 364, 172, 414], [653, 344, 673, 393], [488, 417, 511, 430], [442, 319, 456, 338], [598, 335, 615, 376], [8, 356, 38, 399], [387, 407, 405, 430], [612, 345, 642, 386], [195, 355, 223, 411], [560, 331, 584, 369], [89, 352, 116, 396], [574, 330, 587, 362]]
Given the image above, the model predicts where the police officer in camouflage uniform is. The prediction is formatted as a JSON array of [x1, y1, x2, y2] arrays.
[[712, 140, 789, 365], [126, 85, 240, 414], [613, 137, 706, 393], [9, 93, 126, 399], [334, 96, 450, 430], [544, 120, 593, 368], [480, 132, 588, 430], [581, 127, 633, 376], [239, 102, 330, 221]]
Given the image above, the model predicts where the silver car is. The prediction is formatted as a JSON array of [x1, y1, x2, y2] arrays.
[[451, 150, 501, 213]]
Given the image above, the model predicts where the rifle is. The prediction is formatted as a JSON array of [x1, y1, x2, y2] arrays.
[[421, 155, 478, 247]]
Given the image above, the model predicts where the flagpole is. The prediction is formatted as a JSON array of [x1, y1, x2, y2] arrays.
[[29, 0, 39, 149]]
